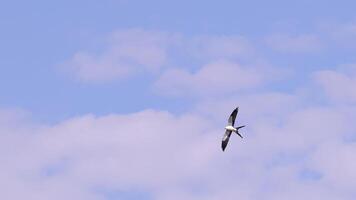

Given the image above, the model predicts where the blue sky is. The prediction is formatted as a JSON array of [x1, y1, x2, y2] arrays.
[[2, 0, 356, 122], [1, 1, 356, 199]]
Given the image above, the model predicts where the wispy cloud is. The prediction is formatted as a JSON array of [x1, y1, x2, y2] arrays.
[[324, 22, 356, 48], [265, 33, 323, 53], [314, 64, 356, 103], [153, 60, 286, 98], [60, 29, 175, 83], [59, 30, 255, 84], [188, 35, 254, 60]]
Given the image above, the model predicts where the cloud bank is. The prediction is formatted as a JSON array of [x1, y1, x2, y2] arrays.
[[1, 80, 356, 199]]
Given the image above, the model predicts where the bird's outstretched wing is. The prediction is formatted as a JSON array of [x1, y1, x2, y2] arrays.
[[221, 130, 232, 151], [228, 107, 239, 126]]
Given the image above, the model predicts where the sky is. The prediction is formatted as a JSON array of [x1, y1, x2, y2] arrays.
[[1, 0, 356, 199]]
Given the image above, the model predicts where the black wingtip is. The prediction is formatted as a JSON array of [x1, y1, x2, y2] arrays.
[[221, 142, 227, 151]]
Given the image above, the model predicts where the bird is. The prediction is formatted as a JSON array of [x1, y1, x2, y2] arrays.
[[221, 107, 245, 151]]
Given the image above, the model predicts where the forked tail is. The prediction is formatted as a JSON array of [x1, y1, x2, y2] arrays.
[[235, 125, 245, 138], [236, 125, 245, 130]]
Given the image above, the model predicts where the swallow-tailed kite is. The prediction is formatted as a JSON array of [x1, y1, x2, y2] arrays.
[[222, 107, 245, 151]]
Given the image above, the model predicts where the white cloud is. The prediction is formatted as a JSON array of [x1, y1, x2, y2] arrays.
[[324, 22, 356, 48], [59, 30, 257, 84], [189, 35, 254, 60], [314, 64, 356, 103], [61, 29, 174, 83], [1, 98, 356, 199], [0, 109, 219, 199], [153, 60, 284, 97], [194, 92, 301, 127], [265, 33, 323, 53], [309, 141, 356, 192]]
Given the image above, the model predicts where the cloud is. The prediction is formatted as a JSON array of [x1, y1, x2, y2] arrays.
[[59, 30, 256, 84], [60, 29, 174, 83], [309, 140, 356, 192], [0, 109, 219, 200], [314, 64, 356, 103], [194, 92, 301, 126], [323, 22, 356, 48], [153, 60, 286, 97], [2, 93, 356, 200], [265, 33, 323, 53], [189, 35, 254, 60]]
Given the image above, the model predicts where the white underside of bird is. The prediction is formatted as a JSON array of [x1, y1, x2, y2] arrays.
[[225, 125, 237, 132]]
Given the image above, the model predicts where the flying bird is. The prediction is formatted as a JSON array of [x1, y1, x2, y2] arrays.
[[221, 107, 245, 151]]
